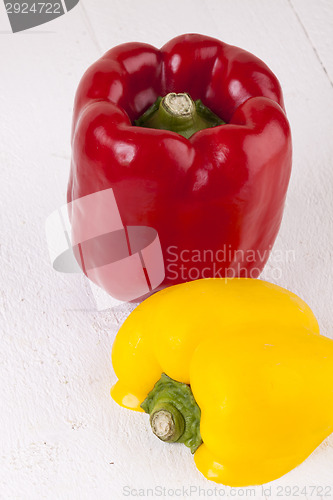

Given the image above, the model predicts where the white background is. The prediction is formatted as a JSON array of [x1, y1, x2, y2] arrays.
[[0, 1, 333, 499]]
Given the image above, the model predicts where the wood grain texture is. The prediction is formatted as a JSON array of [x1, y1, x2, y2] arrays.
[[290, 0, 333, 86], [0, 0, 333, 498]]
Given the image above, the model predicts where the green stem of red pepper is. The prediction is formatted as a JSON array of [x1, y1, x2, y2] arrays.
[[135, 92, 225, 139], [141, 373, 202, 453]]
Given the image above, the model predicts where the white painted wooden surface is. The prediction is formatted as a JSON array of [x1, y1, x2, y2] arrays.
[[0, 1, 333, 498]]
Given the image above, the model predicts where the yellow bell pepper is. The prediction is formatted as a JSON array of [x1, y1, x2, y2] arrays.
[[110, 278, 333, 486]]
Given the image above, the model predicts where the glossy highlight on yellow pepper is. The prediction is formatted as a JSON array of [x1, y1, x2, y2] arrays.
[[110, 278, 333, 486]]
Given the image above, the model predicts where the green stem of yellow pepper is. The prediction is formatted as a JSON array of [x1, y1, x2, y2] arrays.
[[141, 373, 202, 453], [150, 402, 185, 443]]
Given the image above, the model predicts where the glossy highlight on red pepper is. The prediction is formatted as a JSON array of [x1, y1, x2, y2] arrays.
[[68, 33, 292, 292]]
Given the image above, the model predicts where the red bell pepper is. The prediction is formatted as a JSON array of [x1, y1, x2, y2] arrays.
[[68, 33, 292, 297]]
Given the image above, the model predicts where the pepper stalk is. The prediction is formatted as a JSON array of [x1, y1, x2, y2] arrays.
[[141, 373, 202, 453], [135, 92, 225, 139]]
